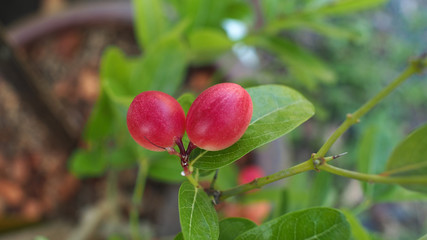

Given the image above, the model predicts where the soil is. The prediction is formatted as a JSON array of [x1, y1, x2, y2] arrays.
[[0, 21, 139, 231]]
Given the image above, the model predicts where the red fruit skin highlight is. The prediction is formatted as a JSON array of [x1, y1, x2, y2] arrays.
[[127, 91, 186, 151], [186, 83, 253, 151]]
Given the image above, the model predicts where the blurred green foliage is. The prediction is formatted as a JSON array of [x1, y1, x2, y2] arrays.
[[68, 0, 427, 239]]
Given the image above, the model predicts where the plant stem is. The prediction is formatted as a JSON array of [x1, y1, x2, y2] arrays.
[[319, 163, 427, 185], [220, 160, 314, 200], [217, 56, 427, 200], [186, 170, 202, 189], [316, 64, 419, 159], [130, 158, 148, 240]]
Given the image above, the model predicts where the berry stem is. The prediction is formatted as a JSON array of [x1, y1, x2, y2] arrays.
[[175, 137, 186, 155], [186, 169, 202, 189], [186, 141, 197, 156]]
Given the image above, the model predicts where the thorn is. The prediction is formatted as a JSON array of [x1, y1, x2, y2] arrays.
[[333, 152, 348, 159]]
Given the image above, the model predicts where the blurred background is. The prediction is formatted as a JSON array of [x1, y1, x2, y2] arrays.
[[0, 0, 426, 239]]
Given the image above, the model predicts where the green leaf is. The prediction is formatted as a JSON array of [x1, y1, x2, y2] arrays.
[[266, 17, 360, 41], [309, 171, 334, 207], [314, 0, 388, 16], [171, 0, 229, 31], [108, 136, 139, 170], [34, 236, 49, 240], [174, 232, 184, 240], [219, 218, 257, 240], [148, 154, 185, 183], [189, 29, 233, 55], [254, 37, 335, 89], [69, 148, 108, 177], [178, 181, 219, 240], [235, 207, 351, 240], [132, 34, 188, 96], [83, 91, 116, 141], [297, 21, 361, 41], [215, 164, 239, 190], [342, 210, 371, 240], [177, 93, 196, 115], [374, 185, 427, 203], [192, 84, 314, 170], [132, 0, 168, 49], [386, 123, 427, 193], [177, 93, 196, 148], [419, 233, 427, 240], [357, 116, 398, 200], [101, 47, 138, 106]]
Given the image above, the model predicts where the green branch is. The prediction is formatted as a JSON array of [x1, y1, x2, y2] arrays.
[[130, 158, 149, 240], [315, 61, 422, 159], [186, 170, 202, 189], [220, 160, 314, 200], [218, 55, 427, 200], [319, 163, 427, 185]]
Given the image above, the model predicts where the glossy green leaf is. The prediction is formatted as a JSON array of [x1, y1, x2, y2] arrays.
[[219, 218, 257, 240], [386, 123, 427, 193], [178, 181, 219, 240], [189, 29, 233, 54], [192, 84, 314, 170], [235, 207, 351, 240], [314, 0, 388, 16], [342, 210, 370, 240], [132, 0, 167, 49]]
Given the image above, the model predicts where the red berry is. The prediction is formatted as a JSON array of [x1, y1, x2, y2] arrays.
[[186, 83, 253, 151], [238, 165, 264, 185], [127, 91, 185, 151]]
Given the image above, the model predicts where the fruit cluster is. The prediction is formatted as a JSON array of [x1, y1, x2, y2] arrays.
[[126, 83, 253, 175]]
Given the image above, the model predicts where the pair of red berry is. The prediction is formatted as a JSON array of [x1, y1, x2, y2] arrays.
[[127, 83, 253, 158]]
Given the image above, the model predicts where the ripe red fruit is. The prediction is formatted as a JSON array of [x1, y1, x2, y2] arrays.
[[127, 91, 185, 151], [186, 83, 253, 151]]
